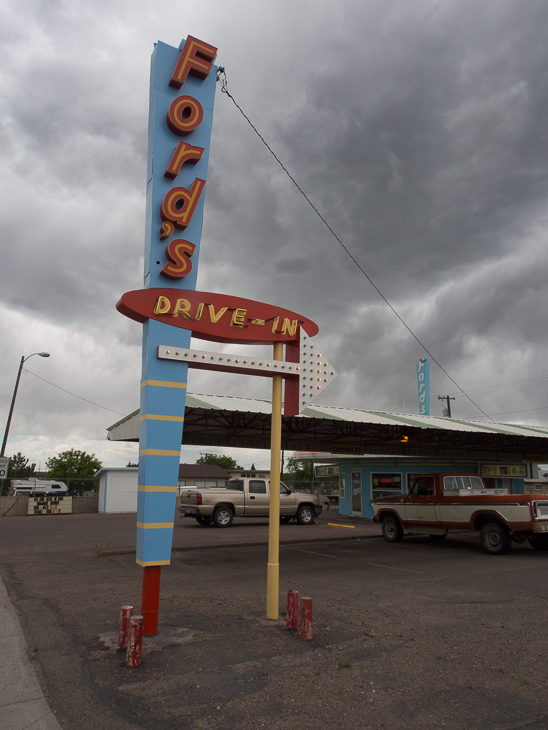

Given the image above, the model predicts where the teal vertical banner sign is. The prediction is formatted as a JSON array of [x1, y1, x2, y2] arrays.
[[137, 37, 218, 566], [416, 358, 430, 416]]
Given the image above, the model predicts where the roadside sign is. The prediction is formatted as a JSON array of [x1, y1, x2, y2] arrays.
[[315, 465, 340, 477], [0, 457, 10, 479]]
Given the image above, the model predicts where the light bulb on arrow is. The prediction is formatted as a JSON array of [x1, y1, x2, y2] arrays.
[[157, 330, 337, 415]]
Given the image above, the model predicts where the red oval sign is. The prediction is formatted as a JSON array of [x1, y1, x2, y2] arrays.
[[116, 288, 319, 344]]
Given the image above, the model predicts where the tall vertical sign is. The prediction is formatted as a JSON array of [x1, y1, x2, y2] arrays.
[[137, 37, 217, 624], [118, 34, 338, 629], [417, 357, 430, 416]]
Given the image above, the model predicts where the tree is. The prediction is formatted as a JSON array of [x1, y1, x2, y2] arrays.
[[46, 449, 102, 492], [2, 452, 36, 495], [283, 456, 312, 487], [126, 461, 138, 467], [8, 452, 36, 479], [284, 455, 312, 480], [195, 453, 242, 470]]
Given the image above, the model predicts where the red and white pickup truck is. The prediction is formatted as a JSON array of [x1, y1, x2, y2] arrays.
[[372, 473, 548, 554]]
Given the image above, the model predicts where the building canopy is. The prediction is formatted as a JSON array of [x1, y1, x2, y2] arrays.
[[107, 393, 548, 462]]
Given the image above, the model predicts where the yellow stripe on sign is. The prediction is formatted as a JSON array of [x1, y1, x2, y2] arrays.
[[140, 414, 184, 422], [136, 522, 174, 529], [138, 485, 178, 493], [141, 379, 187, 389], [139, 449, 181, 456], [136, 559, 171, 567]]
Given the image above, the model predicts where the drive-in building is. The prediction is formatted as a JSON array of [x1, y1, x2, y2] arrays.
[[107, 393, 548, 520]]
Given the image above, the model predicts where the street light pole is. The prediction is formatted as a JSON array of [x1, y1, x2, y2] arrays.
[[1, 352, 50, 458]]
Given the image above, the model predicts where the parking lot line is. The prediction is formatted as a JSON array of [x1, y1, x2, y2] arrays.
[[284, 546, 422, 573]]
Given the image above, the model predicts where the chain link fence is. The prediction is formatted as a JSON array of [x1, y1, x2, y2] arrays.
[[282, 478, 339, 495], [59, 477, 100, 494]]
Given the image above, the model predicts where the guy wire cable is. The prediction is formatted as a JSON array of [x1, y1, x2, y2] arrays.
[[217, 68, 494, 422]]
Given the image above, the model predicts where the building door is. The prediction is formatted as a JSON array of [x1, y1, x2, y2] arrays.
[[351, 470, 362, 515]]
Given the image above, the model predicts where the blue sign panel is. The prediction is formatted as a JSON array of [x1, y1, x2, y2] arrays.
[[416, 358, 430, 416], [137, 37, 218, 566]]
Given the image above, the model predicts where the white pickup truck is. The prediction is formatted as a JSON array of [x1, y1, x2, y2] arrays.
[[179, 477, 323, 527]]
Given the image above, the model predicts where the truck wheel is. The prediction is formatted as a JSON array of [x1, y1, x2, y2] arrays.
[[297, 505, 314, 525], [381, 515, 403, 542], [213, 506, 234, 528], [196, 516, 212, 526], [480, 522, 511, 554], [528, 535, 548, 551]]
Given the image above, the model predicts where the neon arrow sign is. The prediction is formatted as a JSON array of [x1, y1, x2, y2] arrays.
[[157, 329, 337, 415]]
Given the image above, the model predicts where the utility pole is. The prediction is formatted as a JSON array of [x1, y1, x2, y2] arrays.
[[438, 395, 455, 418]]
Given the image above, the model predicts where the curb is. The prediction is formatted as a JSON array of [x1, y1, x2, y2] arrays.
[[0, 576, 63, 730], [93, 531, 382, 558]]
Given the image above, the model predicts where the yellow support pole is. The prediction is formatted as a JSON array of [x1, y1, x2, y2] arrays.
[[267, 341, 283, 620]]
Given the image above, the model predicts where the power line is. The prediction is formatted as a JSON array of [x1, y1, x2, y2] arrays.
[[433, 374, 548, 400], [481, 405, 548, 418], [217, 69, 493, 422], [369, 374, 548, 414], [24, 369, 127, 416]]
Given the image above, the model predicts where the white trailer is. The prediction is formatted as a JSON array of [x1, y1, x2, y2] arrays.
[[10, 480, 68, 496]]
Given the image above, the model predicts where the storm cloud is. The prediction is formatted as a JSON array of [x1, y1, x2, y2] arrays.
[[1, 0, 548, 468]]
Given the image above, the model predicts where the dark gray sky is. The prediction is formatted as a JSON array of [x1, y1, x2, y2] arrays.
[[2, 0, 548, 468]]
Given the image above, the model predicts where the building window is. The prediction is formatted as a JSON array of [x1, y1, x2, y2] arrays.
[[371, 473, 402, 500]]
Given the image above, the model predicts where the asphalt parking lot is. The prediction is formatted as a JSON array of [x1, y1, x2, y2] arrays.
[[2, 511, 548, 730]]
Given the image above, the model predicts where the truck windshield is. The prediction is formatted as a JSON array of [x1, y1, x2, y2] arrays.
[[410, 477, 434, 496], [443, 476, 485, 490], [249, 480, 267, 494], [227, 479, 244, 491]]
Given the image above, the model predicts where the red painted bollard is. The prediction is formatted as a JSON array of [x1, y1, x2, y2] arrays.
[[126, 615, 144, 668], [141, 565, 162, 636], [287, 590, 299, 630], [300, 597, 313, 641], [117, 605, 134, 650]]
